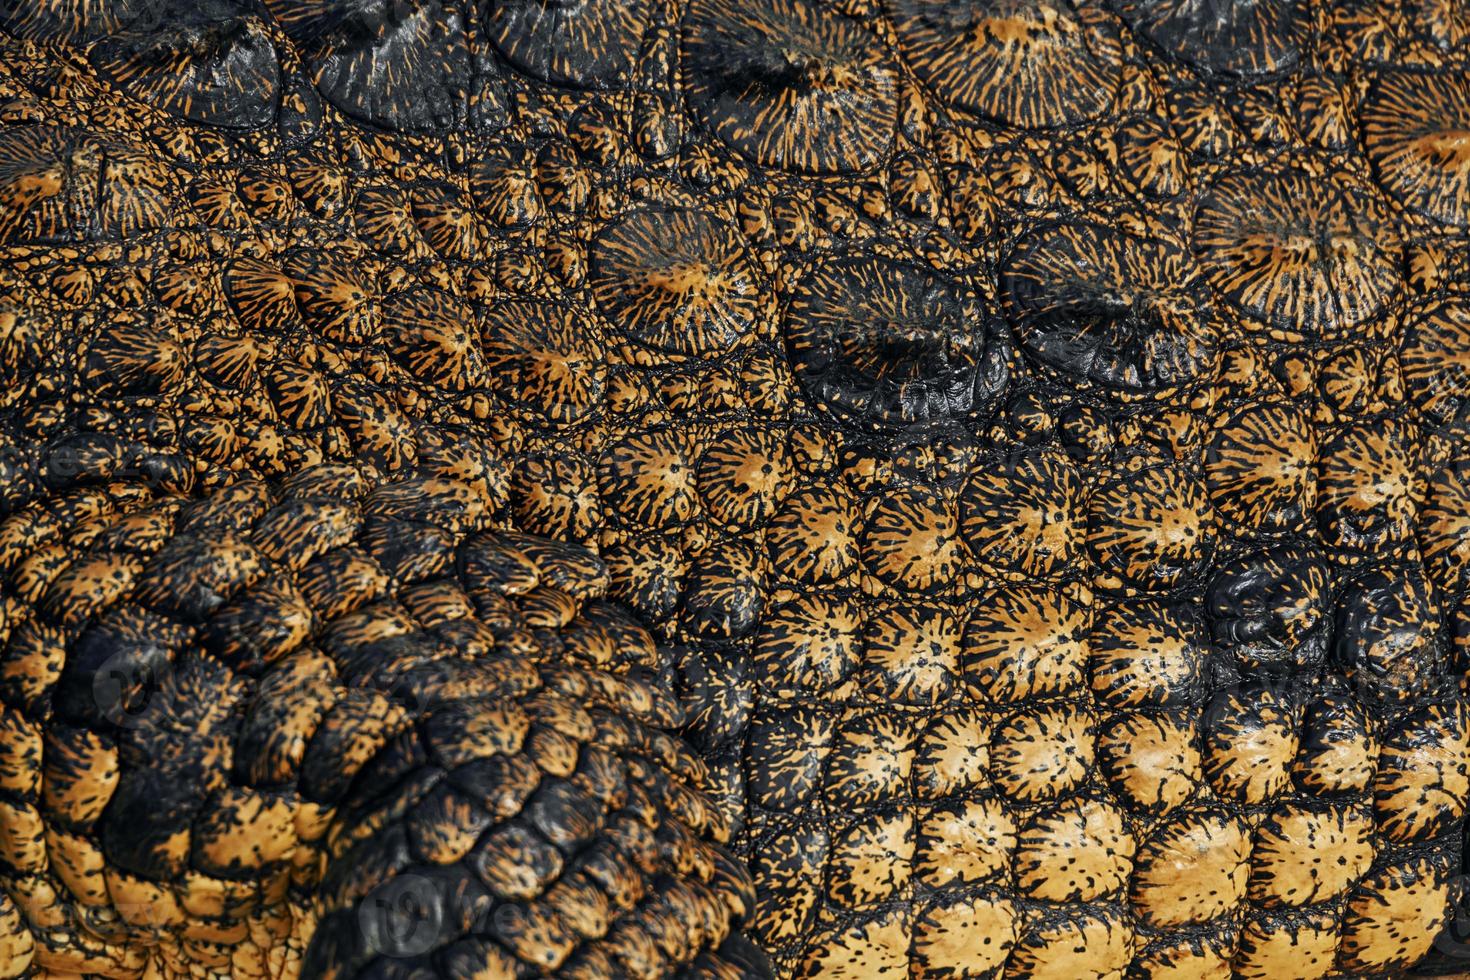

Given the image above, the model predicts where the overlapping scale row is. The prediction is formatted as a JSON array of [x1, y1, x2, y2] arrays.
[[0, 463, 758, 977]]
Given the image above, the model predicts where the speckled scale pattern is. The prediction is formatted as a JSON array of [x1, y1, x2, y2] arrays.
[[0, 0, 1469, 978]]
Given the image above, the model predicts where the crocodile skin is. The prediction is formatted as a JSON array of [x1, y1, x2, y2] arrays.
[[0, 0, 1469, 978]]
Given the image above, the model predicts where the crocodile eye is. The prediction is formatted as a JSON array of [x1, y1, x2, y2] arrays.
[[1112, 0, 1304, 76], [88, 3, 281, 130], [886, 0, 1122, 128], [1362, 67, 1470, 229], [1193, 167, 1400, 341], [590, 206, 765, 358], [785, 254, 1010, 429], [486, 0, 651, 88], [680, 0, 900, 173], [1001, 223, 1218, 398]]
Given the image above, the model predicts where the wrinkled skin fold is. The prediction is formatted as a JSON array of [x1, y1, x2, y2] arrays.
[[1, 0, 1470, 978]]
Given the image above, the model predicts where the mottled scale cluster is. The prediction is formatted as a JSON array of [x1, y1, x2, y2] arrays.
[[0, 466, 757, 978]]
